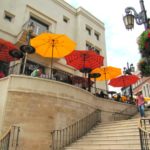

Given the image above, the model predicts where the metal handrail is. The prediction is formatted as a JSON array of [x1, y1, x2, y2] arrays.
[[138, 118, 150, 150], [0, 127, 11, 150], [0, 126, 20, 150], [112, 105, 137, 121], [51, 109, 101, 150]]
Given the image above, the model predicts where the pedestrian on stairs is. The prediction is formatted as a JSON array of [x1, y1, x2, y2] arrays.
[[135, 91, 145, 118]]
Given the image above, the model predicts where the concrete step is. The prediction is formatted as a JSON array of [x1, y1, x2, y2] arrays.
[[85, 131, 139, 137], [64, 143, 141, 150], [72, 139, 140, 145], [96, 121, 139, 129], [94, 125, 138, 131], [78, 135, 140, 141], [90, 127, 139, 134], [63, 115, 146, 150]]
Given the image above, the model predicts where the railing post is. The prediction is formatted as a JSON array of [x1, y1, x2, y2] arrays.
[[139, 118, 150, 150], [51, 109, 101, 150], [139, 129, 144, 150], [96, 109, 101, 123]]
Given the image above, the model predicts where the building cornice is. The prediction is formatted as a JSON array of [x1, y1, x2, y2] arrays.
[[52, 0, 76, 15], [52, 0, 105, 30], [77, 7, 105, 30]]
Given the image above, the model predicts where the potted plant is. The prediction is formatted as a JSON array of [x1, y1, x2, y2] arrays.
[[138, 57, 150, 77], [137, 29, 150, 57]]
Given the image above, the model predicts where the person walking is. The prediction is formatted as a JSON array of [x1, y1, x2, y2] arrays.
[[135, 91, 145, 118]]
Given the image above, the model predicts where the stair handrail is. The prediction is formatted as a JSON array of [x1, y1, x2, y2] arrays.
[[138, 118, 150, 150], [51, 109, 101, 150], [0, 126, 11, 150], [0, 125, 20, 150], [112, 104, 137, 120]]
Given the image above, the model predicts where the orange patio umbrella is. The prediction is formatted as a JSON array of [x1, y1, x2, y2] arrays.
[[91, 66, 122, 91], [30, 33, 76, 78]]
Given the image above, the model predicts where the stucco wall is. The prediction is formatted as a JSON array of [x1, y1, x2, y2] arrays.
[[0, 77, 9, 135], [0, 75, 137, 150]]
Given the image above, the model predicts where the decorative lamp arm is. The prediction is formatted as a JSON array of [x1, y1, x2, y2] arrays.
[[125, 7, 146, 25]]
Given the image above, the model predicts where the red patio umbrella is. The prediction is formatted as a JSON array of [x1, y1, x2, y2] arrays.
[[65, 50, 104, 73], [108, 74, 140, 87], [0, 38, 19, 62]]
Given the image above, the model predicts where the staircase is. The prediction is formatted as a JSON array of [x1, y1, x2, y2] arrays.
[[64, 109, 150, 150]]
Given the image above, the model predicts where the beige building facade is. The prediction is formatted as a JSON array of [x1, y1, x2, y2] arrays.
[[0, 0, 107, 90], [0, 75, 137, 150]]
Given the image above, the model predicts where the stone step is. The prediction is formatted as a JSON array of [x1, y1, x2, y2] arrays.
[[92, 122, 138, 130], [96, 121, 139, 129], [90, 127, 139, 134], [78, 135, 140, 141], [64, 143, 141, 150], [85, 131, 139, 137], [72, 139, 140, 145], [64, 115, 148, 150]]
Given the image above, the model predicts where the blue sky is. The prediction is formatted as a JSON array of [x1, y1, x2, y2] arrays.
[[64, 0, 150, 72]]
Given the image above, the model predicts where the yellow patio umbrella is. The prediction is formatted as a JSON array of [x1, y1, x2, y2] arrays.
[[144, 97, 150, 102], [30, 33, 76, 78], [91, 66, 122, 91]]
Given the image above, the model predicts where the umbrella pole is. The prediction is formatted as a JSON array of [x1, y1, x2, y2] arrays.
[[94, 78, 96, 94], [50, 40, 54, 79], [88, 73, 91, 92], [104, 68, 108, 93], [22, 52, 27, 74]]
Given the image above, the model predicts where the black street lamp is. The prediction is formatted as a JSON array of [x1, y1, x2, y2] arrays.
[[123, 0, 150, 30], [123, 62, 135, 101]]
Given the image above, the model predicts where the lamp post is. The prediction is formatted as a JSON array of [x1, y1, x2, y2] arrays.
[[123, 62, 135, 102], [21, 22, 35, 74], [123, 0, 150, 30]]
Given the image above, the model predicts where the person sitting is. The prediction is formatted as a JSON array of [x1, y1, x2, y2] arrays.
[[116, 93, 121, 102], [99, 91, 105, 98], [31, 68, 42, 77], [121, 95, 127, 103], [0, 71, 5, 78]]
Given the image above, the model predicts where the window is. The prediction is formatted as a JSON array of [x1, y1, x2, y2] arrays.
[[4, 11, 14, 22], [86, 26, 92, 35], [94, 48, 101, 54], [94, 32, 100, 40], [29, 17, 49, 35], [63, 16, 69, 23], [86, 42, 93, 50]]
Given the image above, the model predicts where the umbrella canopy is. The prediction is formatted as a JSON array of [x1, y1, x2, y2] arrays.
[[91, 66, 122, 91], [91, 66, 122, 81], [65, 50, 104, 72], [30, 33, 76, 78], [144, 97, 150, 102], [108, 74, 140, 87], [0, 38, 19, 62], [30, 33, 76, 58]]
